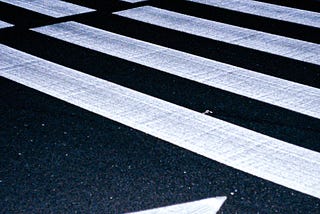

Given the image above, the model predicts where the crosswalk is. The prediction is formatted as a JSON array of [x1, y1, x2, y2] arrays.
[[187, 0, 320, 28], [31, 21, 320, 119], [114, 6, 320, 65], [0, 0, 319, 213], [0, 0, 95, 18]]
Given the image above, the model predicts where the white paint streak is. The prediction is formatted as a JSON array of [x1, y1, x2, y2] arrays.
[[1, 44, 320, 199], [0, 20, 13, 29], [187, 0, 320, 28], [0, 0, 94, 18], [32, 21, 320, 119], [113, 6, 320, 65], [128, 197, 227, 214]]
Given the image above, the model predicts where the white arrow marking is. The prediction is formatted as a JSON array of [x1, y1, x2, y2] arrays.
[[120, 0, 148, 3], [0, 20, 13, 29], [128, 197, 227, 214], [113, 6, 320, 65], [0, 0, 95, 18], [32, 21, 320, 119], [1, 44, 320, 199], [187, 0, 320, 28]]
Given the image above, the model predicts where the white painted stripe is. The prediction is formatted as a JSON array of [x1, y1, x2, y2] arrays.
[[0, 0, 94, 18], [1, 44, 320, 199], [113, 6, 320, 65], [0, 20, 13, 29], [187, 0, 320, 28], [32, 21, 320, 119], [129, 197, 227, 214]]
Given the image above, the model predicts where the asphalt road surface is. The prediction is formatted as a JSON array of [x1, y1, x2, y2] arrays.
[[0, 0, 320, 213]]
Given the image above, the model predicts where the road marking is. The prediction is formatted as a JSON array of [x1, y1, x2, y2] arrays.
[[1, 44, 320, 199], [129, 197, 227, 214], [187, 0, 320, 28], [32, 21, 320, 119], [120, 0, 147, 3], [0, 0, 95, 18], [0, 20, 13, 29], [113, 6, 320, 65]]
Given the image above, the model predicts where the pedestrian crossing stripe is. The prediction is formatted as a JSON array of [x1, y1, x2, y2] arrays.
[[187, 0, 320, 28], [0, 0, 95, 18], [0, 20, 13, 29], [1, 44, 320, 199], [32, 21, 320, 119], [113, 6, 320, 66]]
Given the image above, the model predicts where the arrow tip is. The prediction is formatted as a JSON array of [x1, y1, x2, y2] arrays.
[[129, 196, 227, 214]]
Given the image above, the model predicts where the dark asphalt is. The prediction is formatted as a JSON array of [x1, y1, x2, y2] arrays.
[[1, 0, 320, 213]]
